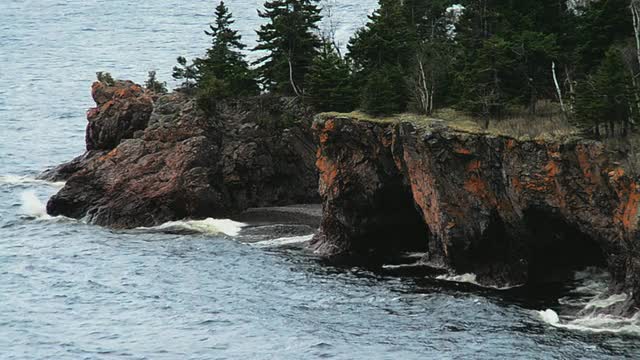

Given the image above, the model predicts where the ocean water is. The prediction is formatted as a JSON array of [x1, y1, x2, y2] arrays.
[[2, 1, 640, 358]]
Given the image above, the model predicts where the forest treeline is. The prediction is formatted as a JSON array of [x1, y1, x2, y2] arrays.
[[162, 0, 640, 138]]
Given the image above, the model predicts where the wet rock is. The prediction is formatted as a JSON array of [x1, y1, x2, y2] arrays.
[[86, 80, 154, 151], [45, 81, 319, 228], [312, 115, 640, 315]]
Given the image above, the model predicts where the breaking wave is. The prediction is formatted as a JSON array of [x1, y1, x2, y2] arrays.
[[436, 272, 520, 290], [19, 191, 52, 220], [538, 303, 640, 335], [139, 218, 246, 236], [538, 268, 640, 335], [251, 234, 313, 248]]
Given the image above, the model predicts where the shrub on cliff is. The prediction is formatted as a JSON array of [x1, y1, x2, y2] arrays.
[[144, 71, 168, 94], [305, 40, 357, 112], [172, 56, 199, 91], [253, 0, 322, 96], [96, 72, 115, 86]]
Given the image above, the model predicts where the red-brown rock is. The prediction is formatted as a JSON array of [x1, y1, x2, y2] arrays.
[[312, 115, 640, 315]]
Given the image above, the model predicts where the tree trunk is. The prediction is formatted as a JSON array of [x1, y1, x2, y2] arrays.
[[552, 61, 567, 118]]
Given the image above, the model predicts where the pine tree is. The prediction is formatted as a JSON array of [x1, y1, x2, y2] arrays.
[[253, 0, 322, 95], [305, 40, 356, 112], [197, 1, 257, 96]]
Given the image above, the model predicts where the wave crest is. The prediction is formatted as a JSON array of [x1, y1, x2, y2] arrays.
[[139, 218, 246, 236], [19, 191, 51, 220]]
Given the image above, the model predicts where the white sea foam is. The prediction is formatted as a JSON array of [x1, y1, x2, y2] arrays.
[[538, 308, 640, 335], [19, 191, 51, 219], [437, 273, 478, 284], [0, 175, 65, 188], [584, 293, 628, 310], [141, 218, 246, 236], [435, 272, 520, 290], [251, 234, 314, 248]]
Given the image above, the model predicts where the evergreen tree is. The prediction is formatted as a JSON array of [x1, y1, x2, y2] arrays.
[[197, 1, 257, 96], [172, 56, 198, 90], [306, 39, 357, 112], [361, 64, 407, 116], [348, 0, 417, 115], [145, 71, 168, 94], [348, 0, 417, 76], [574, 47, 636, 137], [173, 1, 256, 111], [253, 0, 322, 95]]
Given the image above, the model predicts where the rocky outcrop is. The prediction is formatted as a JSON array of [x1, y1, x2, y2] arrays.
[[313, 115, 640, 314], [44, 81, 319, 228]]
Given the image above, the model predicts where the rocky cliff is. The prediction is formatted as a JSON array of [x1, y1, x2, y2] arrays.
[[42, 80, 319, 228], [312, 115, 640, 315]]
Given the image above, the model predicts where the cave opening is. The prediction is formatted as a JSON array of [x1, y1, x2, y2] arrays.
[[522, 208, 607, 284], [359, 183, 430, 264]]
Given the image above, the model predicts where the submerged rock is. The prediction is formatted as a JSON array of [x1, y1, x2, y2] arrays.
[[43, 81, 319, 228], [312, 115, 640, 315]]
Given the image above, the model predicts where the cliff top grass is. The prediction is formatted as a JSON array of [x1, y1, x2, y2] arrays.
[[320, 105, 581, 142]]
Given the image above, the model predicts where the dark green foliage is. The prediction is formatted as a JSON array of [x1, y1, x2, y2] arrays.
[[348, 0, 417, 75], [144, 71, 168, 94], [196, 76, 230, 115], [305, 40, 357, 112], [96, 71, 115, 86], [253, 0, 322, 95], [574, 47, 636, 137], [574, 0, 633, 74], [196, 1, 258, 96], [173, 1, 256, 112], [348, 0, 417, 115], [172, 56, 198, 91], [168, 0, 640, 137], [361, 65, 407, 116]]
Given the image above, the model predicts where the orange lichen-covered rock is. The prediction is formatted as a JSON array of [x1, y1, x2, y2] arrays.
[[313, 116, 640, 315], [86, 80, 154, 151], [44, 82, 319, 228]]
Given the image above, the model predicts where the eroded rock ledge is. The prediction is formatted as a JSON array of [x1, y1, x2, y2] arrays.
[[42, 80, 319, 228], [312, 115, 640, 314]]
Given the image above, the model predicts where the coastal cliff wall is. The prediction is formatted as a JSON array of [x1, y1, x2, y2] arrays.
[[43, 81, 319, 228], [313, 115, 640, 314]]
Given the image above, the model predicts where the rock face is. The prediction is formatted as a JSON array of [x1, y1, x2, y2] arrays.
[[313, 116, 640, 314], [44, 81, 319, 228]]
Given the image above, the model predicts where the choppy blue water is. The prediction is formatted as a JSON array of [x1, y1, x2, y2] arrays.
[[2, 1, 640, 359]]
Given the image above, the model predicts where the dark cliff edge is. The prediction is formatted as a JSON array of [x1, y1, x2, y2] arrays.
[[40, 80, 319, 228], [312, 114, 640, 316]]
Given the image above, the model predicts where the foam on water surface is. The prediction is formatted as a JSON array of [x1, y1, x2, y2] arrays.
[[251, 234, 314, 248], [140, 218, 247, 237], [19, 190, 51, 220], [1, 175, 65, 189]]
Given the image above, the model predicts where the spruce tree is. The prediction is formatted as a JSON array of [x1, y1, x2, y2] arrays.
[[361, 64, 407, 116], [574, 47, 635, 137], [348, 0, 417, 115], [253, 0, 322, 95], [197, 1, 257, 96], [306, 40, 356, 112]]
